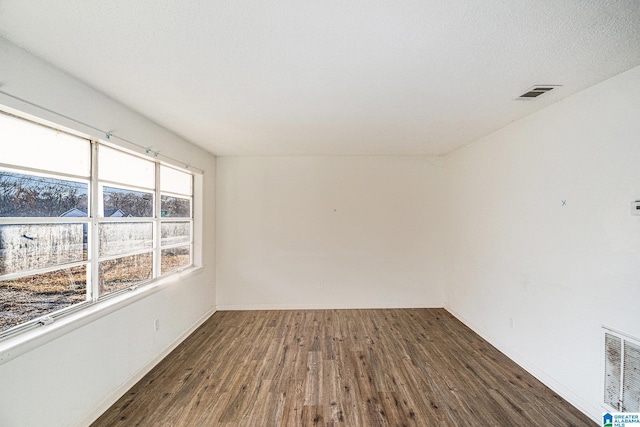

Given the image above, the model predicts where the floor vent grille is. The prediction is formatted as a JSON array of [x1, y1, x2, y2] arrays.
[[604, 328, 640, 412]]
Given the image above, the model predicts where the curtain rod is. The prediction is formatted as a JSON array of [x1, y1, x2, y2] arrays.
[[0, 89, 205, 174]]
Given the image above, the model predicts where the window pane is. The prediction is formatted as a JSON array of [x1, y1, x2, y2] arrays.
[[0, 224, 85, 276], [0, 171, 88, 217], [103, 187, 153, 218], [99, 222, 153, 257], [0, 114, 90, 177], [161, 222, 190, 246], [99, 146, 155, 189], [160, 165, 192, 195], [161, 246, 190, 274], [99, 252, 152, 296], [0, 265, 87, 333], [160, 195, 190, 218]]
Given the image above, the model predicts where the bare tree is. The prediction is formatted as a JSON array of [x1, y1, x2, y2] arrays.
[[0, 172, 87, 217], [103, 189, 152, 217]]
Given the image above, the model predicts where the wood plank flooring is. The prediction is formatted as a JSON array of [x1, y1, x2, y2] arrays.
[[92, 309, 596, 426]]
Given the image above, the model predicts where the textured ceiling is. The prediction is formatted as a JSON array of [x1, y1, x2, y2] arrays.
[[1, 1, 640, 156]]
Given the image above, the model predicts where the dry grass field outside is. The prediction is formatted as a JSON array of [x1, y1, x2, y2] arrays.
[[99, 253, 153, 295], [0, 266, 86, 332], [0, 252, 190, 334], [161, 247, 190, 275]]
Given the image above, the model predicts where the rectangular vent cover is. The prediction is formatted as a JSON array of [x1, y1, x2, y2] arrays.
[[516, 85, 561, 100], [604, 329, 640, 412]]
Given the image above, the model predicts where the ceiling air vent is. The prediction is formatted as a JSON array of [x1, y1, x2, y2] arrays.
[[516, 85, 561, 100]]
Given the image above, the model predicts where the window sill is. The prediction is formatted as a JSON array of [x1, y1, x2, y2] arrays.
[[0, 265, 203, 366]]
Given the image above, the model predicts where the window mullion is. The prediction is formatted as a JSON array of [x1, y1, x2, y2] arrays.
[[0, 217, 89, 225], [89, 141, 100, 302], [0, 162, 89, 182], [154, 163, 161, 278], [0, 261, 88, 281]]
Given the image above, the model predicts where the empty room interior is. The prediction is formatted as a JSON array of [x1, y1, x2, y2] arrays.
[[0, 1, 639, 426]]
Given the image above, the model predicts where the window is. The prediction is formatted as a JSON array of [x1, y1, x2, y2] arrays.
[[159, 165, 193, 274], [0, 112, 195, 338]]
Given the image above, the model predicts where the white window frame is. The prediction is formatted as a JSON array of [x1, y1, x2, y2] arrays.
[[0, 108, 200, 345]]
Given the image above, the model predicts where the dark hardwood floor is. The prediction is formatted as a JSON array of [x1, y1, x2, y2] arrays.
[[92, 309, 596, 426]]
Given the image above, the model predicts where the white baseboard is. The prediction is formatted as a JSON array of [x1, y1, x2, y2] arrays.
[[216, 302, 444, 311], [73, 307, 216, 427], [445, 307, 600, 424]]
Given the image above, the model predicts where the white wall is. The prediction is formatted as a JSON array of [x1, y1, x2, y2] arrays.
[[216, 156, 446, 309], [3, 30, 638, 425], [0, 37, 216, 427], [445, 65, 640, 421]]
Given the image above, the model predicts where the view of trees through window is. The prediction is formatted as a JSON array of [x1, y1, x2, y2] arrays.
[[103, 187, 153, 218], [0, 172, 88, 217], [0, 112, 194, 336]]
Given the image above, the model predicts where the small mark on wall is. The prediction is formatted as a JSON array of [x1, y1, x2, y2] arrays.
[[561, 200, 566, 206]]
